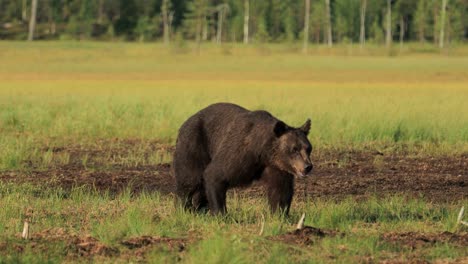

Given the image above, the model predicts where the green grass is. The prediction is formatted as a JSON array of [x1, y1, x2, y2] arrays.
[[0, 183, 466, 263]]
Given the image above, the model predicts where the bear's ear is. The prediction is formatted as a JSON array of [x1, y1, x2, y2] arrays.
[[299, 119, 311, 135], [274, 121, 288, 137]]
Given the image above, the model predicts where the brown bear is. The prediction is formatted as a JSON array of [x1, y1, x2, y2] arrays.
[[173, 102, 313, 215]]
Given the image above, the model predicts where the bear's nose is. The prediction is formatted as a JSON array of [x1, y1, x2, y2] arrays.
[[304, 164, 313, 174]]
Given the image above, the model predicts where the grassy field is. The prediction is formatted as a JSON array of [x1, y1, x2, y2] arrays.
[[1, 41, 468, 170], [0, 182, 467, 263], [0, 41, 467, 263]]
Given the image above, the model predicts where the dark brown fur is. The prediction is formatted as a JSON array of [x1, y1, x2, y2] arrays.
[[173, 103, 312, 215]]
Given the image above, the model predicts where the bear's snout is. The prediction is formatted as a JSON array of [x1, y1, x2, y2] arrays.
[[304, 164, 313, 175]]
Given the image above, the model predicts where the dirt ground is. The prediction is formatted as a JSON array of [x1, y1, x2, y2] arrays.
[[0, 140, 466, 202], [5, 226, 464, 261], [3, 228, 190, 262]]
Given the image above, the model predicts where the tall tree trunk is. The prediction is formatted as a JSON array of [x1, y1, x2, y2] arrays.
[[162, 0, 170, 44], [211, 13, 216, 42], [325, 0, 332, 47], [243, 0, 249, 44], [439, 0, 448, 49], [51, 22, 56, 35], [399, 17, 405, 51], [202, 16, 208, 41], [303, 0, 310, 53], [98, 0, 104, 24], [433, 4, 439, 44], [216, 6, 225, 44], [47, 6, 55, 35], [22, 0, 28, 22], [385, 0, 392, 48], [168, 12, 173, 41], [27, 0, 38, 41], [359, 0, 367, 49], [416, 0, 426, 43], [196, 10, 202, 53], [417, 0, 426, 43]]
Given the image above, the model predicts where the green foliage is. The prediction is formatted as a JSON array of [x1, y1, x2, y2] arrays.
[[0, 0, 466, 43], [282, 1, 297, 43], [114, 0, 138, 38], [414, 0, 429, 41], [447, 2, 465, 42], [334, 0, 360, 42], [309, 1, 326, 43], [135, 16, 158, 42], [255, 16, 270, 43], [370, 18, 384, 44]]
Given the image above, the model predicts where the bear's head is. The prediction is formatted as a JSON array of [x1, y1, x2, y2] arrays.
[[271, 119, 313, 178]]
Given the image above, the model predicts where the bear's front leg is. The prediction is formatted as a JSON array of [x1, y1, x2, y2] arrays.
[[203, 165, 228, 215], [263, 167, 294, 215]]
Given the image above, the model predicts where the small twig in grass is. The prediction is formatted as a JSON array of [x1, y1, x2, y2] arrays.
[[22, 208, 33, 240], [258, 213, 265, 236], [457, 207, 464, 223], [296, 213, 306, 230], [458, 207, 468, 227], [21, 220, 30, 239]]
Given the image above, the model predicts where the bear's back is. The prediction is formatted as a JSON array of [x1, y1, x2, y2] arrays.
[[194, 103, 278, 157]]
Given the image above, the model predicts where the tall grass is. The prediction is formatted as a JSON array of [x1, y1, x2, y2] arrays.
[[0, 84, 467, 170], [0, 42, 467, 170]]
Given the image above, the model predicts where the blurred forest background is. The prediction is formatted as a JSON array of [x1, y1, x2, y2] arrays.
[[0, 0, 467, 49]]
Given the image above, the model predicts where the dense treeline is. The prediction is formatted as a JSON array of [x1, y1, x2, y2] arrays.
[[0, 0, 467, 45]]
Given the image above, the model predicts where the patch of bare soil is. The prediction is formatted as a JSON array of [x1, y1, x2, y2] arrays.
[[4, 228, 189, 260], [270, 226, 341, 245], [297, 149, 467, 202], [0, 140, 466, 201], [382, 231, 468, 249], [121, 236, 186, 251], [15, 228, 119, 258]]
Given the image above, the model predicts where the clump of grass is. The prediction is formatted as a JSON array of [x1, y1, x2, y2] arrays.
[[149, 150, 172, 165]]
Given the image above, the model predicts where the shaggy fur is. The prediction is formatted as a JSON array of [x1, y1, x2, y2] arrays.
[[173, 103, 313, 215]]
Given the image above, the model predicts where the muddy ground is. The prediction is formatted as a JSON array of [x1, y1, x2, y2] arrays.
[[0, 140, 466, 202]]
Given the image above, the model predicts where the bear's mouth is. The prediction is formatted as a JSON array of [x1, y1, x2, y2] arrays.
[[293, 168, 309, 178], [294, 168, 312, 178]]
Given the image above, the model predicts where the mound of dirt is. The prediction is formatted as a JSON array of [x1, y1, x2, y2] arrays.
[[121, 236, 186, 252], [70, 236, 119, 257], [382, 231, 468, 249], [270, 226, 341, 245], [5, 228, 190, 260], [30, 228, 119, 257]]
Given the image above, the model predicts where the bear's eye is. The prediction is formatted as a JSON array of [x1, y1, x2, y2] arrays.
[[292, 147, 300, 153]]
